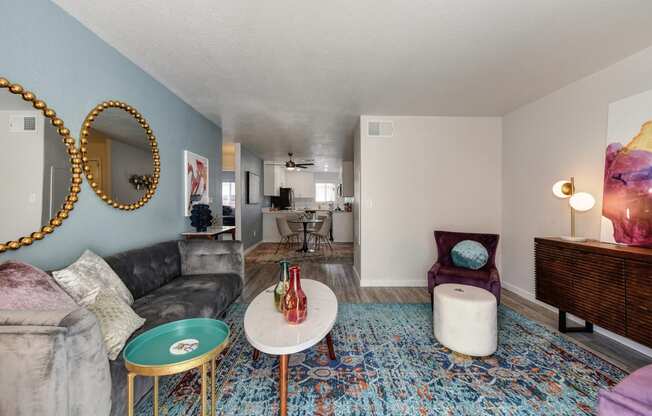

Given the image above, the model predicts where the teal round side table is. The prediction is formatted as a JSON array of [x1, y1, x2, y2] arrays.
[[123, 318, 230, 416]]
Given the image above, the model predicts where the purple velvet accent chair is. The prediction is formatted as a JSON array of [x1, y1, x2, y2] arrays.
[[427, 230, 501, 304], [598, 364, 652, 415]]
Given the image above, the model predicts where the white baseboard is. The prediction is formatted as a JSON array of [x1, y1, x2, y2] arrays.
[[352, 264, 361, 283], [360, 278, 427, 287], [502, 281, 652, 358]]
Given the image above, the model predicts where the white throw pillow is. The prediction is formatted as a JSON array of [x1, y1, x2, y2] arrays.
[[52, 249, 134, 306], [87, 290, 145, 360]]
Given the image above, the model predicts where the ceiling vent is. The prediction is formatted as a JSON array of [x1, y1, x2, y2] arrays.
[[367, 120, 393, 138], [9, 115, 37, 133]]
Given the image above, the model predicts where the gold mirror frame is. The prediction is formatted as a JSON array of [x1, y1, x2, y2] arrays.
[[0, 77, 82, 253], [80, 101, 160, 210]]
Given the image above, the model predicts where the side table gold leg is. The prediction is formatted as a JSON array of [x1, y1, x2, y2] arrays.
[[127, 373, 136, 416], [201, 363, 208, 416], [211, 358, 217, 416], [154, 375, 159, 416]]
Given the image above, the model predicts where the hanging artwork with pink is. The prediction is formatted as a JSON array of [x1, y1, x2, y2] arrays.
[[601, 90, 652, 247], [184, 150, 209, 216]]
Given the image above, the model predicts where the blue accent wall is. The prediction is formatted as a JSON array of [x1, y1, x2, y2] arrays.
[[239, 147, 264, 249], [1, 0, 222, 269]]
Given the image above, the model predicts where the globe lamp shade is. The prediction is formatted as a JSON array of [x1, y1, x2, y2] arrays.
[[552, 180, 573, 198], [569, 192, 595, 212]]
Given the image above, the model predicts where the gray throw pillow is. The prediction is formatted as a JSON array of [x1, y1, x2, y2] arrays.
[[87, 290, 145, 360], [53, 249, 134, 306]]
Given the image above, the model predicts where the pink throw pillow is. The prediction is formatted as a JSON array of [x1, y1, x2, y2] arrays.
[[0, 261, 76, 310]]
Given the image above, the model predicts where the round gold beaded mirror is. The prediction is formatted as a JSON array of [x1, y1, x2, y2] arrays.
[[80, 101, 160, 210], [0, 77, 82, 253]]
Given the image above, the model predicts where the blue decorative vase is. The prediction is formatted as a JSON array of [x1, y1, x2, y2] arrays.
[[190, 204, 212, 232]]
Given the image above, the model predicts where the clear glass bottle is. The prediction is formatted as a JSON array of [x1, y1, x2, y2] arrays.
[[274, 260, 290, 312], [283, 265, 308, 324]]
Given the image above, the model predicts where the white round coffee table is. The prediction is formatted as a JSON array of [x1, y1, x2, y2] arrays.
[[244, 279, 338, 416]]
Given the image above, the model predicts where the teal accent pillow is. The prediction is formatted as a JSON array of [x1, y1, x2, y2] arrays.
[[451, 240, 489, 270]]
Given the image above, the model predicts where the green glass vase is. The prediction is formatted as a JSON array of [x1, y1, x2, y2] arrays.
[[274, 260, 290, 312]]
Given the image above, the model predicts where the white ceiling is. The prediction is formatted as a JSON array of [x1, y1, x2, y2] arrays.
[[54, 0, 652, 161]]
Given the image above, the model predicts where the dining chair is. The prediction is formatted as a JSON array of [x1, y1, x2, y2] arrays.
[[287, 214, 303, 233], [275, 217, 300, 253], [310, 215, 332, 252]]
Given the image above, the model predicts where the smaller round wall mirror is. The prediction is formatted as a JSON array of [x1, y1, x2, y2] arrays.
[[80, 101, 160, 210], [0, 77, 81, 253]]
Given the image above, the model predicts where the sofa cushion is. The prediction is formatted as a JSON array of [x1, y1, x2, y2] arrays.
[[108, 273, 242, 416], [0, 261, 76, 310], [438, 265, 491, 282], [52, 250, 134, 306], [87, 290, 145, 360], [178, 240, 244, 277], [104, 241, 181, 300], [131, 273, 242, 334]]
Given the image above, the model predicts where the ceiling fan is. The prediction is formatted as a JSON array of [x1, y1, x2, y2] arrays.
[[284, 153, 314, 170]]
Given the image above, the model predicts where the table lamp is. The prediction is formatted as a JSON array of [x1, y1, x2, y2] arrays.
[[552, 177, 595, 242]]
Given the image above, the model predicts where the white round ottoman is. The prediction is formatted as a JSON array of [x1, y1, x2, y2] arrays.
[[433, 284, 497, 356]]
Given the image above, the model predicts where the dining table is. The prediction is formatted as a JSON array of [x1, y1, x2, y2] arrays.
[[288, 218, 323, 253]]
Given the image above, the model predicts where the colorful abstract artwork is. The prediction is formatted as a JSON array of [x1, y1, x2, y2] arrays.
[[184, 151, 209, 216], [602, 90, 652, 247]]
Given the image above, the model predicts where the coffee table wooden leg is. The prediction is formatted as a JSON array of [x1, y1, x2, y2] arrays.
[[154, 375, 159, 416], [326, 332, 336, 360], [211, 358, 216, 416], [279, 354, 288, 416], [253, 348, 260, 361], [201, 363, 208, 416], [127, 373, 135, 416]]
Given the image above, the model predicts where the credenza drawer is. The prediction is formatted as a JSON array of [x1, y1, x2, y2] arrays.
[[625, 261, 652, 346], [571, 253, 625, 336]]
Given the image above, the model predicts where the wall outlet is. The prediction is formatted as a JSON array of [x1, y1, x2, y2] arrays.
[[253, 230, 256, 237]]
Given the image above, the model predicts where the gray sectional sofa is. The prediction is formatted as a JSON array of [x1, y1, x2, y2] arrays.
[[0, 239, 244, 416]]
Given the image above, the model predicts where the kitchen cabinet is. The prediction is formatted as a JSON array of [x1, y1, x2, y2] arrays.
[[341, 161, 354, 197], [286, 171, 314, 198], [332, 211, 353, 242], [263, 163, 286, 196]]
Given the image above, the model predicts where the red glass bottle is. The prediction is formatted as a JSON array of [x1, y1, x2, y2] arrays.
[[283, 265, 307, 324]]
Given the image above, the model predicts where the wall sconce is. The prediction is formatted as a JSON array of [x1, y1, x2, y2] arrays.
[[552, 177, 595, 242]]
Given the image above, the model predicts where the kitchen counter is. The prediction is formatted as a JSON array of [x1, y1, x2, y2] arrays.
[[262, 209, 353, 243], [262, 208, 335, 214]]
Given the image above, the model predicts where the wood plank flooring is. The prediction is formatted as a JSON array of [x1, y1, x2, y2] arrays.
[[242, 259, 651, 373], [242, 262, 430, 304]]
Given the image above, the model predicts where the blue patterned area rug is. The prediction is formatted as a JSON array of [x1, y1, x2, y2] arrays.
[[135, 304, 625, 415]]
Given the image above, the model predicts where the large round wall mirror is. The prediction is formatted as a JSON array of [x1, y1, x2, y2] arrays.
[[80, 101, 160, 210], [0, 77, 81, 253]]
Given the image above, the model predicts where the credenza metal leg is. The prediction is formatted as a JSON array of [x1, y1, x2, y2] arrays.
[[558, 311, 594, 333]]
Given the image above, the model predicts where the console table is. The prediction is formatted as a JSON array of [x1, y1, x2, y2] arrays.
[[534, 237, 652, 348], [181, 226, 236, 241]]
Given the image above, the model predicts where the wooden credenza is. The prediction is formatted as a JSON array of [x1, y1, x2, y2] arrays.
[[535, 237, 652, 348]]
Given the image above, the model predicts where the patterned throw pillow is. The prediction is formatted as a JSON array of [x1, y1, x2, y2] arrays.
[[451, 240, 489, 270], [52, 249, 134, 306], [87, 290, 145, 360]]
